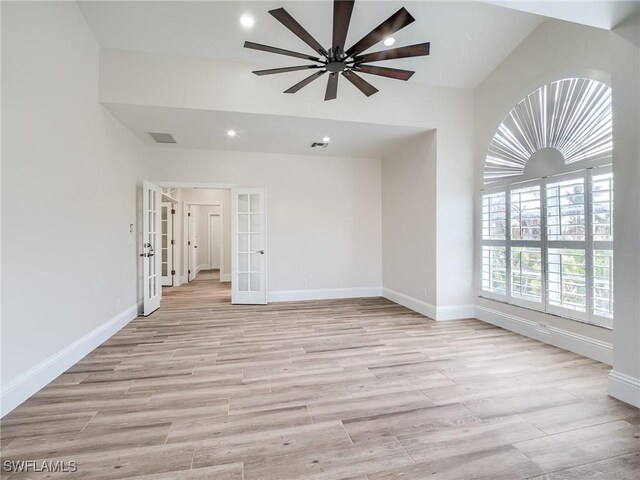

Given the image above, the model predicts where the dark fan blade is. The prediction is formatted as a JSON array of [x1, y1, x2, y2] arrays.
[[355, 64, 414, 81], [341, 71, 378, 97], [269, 8, 328, 57], [244, 41, 321, 62], [355, 42, 430, 63], [253, 65, 322, 76], [345, 7, 414, 57], [325, 73, 339, 101], [333, 0, 355, 53], [284, 70, 327, 93]]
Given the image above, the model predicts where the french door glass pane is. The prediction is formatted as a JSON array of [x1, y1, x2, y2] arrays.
[[239, 253, 249, 272], [239, 233, 248, 252], [250, 234, 260, 252], [250, 253, 260, 271], [510, 247, 542, 303], [548, 248, 587, 312], [238, 194, 249, 213], [238, 214, 249, 233], [250, 213, 260, 233], [250, 194, 260, 213], [481, 246, 507, 294], [238, 273, 249, 291], [250, 273, 260, 291]]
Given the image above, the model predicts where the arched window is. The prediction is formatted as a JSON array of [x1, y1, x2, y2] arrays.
[[480, 78, 613, 329]]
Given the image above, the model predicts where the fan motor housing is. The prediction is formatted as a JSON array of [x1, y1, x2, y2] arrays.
[[326, 61, 347, 73]]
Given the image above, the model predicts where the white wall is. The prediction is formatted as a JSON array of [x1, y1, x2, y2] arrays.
[[382, 132, 437, 306], [473, 20, 613, 362], [1, 2, 150, 415], [151, 148, 382, 298], [609, 12, 640, 407], [100, 47, 476, 306]]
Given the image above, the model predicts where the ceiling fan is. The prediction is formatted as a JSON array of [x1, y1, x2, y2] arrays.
[[244, 0, 430, 101]]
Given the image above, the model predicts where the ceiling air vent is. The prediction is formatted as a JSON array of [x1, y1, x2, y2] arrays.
[[310, 142, 329, 148], [148, 132, 177, 144]]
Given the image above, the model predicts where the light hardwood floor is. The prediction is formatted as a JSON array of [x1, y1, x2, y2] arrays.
[[2, 270, 639, 479]]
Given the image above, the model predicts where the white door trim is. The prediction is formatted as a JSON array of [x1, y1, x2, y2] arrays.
[[154, 181, 236, 189]]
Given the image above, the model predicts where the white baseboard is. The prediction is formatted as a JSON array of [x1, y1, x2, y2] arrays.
[[220, 273, 231, 283], [475, 305, 613, 365], [268, 287, 382, 303], [1, 304, 140, 417], [434, 304, 476, 321], [608, 370, 640, 407], [382, 288, 436, 319], [382, 288, 474, 321]]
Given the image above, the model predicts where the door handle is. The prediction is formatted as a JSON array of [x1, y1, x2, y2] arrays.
[[256, 250, 265, 254], [140, 243, 155, 257]]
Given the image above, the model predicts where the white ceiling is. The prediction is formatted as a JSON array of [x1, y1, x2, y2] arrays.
[[487, 1, 640, 30], [103, 103, 430, 158], [78, 1, 546, 89]]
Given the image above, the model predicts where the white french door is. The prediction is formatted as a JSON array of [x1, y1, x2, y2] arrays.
[[160, 202, 174, 287], [232, 188, 267, 304], [188, 205, 197, 282], [142, 181, 162, 315]]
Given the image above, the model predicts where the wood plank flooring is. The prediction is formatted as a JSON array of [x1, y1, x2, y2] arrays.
[[2, 270, 639, 479]]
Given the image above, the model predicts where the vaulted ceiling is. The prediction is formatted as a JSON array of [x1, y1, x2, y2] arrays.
[[78, 0, 545, 89]]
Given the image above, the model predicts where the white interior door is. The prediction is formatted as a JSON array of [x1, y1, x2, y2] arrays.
[[142, 180, 162, 315], [209, 214, 222, 270], [188, 206, 197, 282], [160, 202, 174, 287], [232, 188, 267, 304]]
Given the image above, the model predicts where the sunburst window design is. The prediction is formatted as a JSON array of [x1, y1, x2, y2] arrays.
[[484, 78, 612, 184]]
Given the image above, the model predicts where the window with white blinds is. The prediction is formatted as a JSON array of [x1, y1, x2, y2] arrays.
[[480, 166, 613, 329]]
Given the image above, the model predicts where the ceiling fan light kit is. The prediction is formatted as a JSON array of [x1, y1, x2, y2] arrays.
[[244, 0, 431, 101]]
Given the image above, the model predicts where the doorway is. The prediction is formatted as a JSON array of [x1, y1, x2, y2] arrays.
[[142, 182, 267, 310], [187, 202, 223, 282]]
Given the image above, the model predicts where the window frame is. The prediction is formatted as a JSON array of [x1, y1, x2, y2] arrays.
[[479, 165, 613, 329]]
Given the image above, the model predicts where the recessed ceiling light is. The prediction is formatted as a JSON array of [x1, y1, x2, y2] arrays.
[[226, 130, 237, 137], [322, 136, 331, 143], [239, 14, 255, 29], [383, 37, 396, 47]]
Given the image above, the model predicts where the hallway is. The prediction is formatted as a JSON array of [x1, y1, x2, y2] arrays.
[[163, 269, 231, 305], [1, 278, 639, 479]]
